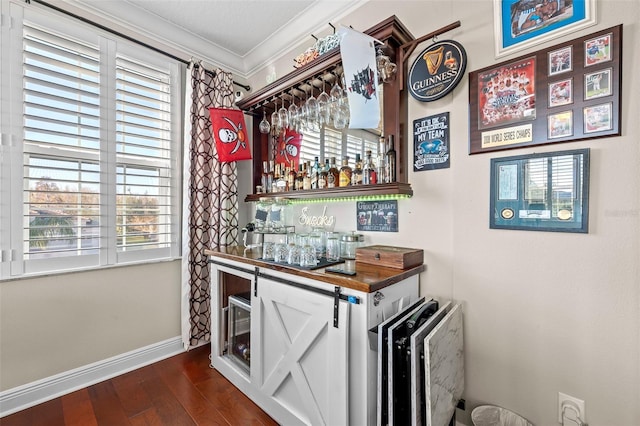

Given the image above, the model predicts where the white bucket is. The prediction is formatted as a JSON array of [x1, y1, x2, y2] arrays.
[[471, 405, 533, 426]]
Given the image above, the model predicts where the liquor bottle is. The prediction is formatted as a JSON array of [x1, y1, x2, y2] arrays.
[[385, 135, 396, 183], [269, 160, 276, 192], [295, 163, 305, 190], [275, 163, 287, 192], [327, 157, 339, 188], [287, 161, 297, 191], [339, 156, 352, 187], [377, 136, 387, 183], [303, 161, 312, 190], [310, 156, 320, 189], [261, 160, 274, 193], [318, 159, 329, 189], [363, 150, 377, 185], [351, 153, 363, 185]]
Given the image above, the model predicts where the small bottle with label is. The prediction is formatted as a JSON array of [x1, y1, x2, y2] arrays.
[[339, 156, 352, 187], [318, 159, 329, 189], [363, 150, 377, 185], [303, 161, 312, 190], [287, 161, 297, 191], [351, 153, 363, 185], [327, 157, 339, 188], [310, 156, 320, 189]]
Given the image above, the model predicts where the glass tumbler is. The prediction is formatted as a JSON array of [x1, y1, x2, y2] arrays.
[[300, 245, 317, 268], [262, 241, 275, 260], [326, 237, 340, 262], [274, 243, 288, 263], [287, 243, 301, 265]]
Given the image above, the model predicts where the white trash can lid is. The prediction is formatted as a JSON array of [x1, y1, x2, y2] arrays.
[[471, 405, 533, 426]]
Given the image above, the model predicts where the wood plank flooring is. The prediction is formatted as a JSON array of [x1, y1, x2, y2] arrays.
[[1, 345, 277, 426]]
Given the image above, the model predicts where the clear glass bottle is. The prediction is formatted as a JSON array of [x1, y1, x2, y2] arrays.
[[275, 163, 287, 192], [339, 156, 352, 187], [351, 153, 363, 185], [363, 150, 377, 185], [303, 161, 312, 190], [377, 136, 387, 183], [261, 161, 273, 193]]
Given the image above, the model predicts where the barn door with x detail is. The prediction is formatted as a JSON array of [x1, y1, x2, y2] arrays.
[[253, 275, 349, 426]]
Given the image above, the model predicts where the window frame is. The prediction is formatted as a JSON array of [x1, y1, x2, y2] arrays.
[[0, 1, 182, 279]]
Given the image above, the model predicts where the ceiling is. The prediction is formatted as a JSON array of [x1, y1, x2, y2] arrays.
[[70, 0, 368, 79]]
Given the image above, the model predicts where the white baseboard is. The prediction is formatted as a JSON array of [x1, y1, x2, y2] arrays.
[[0, 336, 185, 418]]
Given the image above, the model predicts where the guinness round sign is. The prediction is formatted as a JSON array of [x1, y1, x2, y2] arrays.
[[408, 40, 467, 102]]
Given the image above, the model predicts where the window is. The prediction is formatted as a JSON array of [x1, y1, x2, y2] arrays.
[[0, 3, 181, 278], [299, 125, 379, 167]]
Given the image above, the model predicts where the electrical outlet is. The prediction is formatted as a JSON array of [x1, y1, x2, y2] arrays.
[[558, 392, 586, 424]]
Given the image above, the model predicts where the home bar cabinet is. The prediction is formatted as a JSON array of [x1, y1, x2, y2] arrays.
[[236, 16, 415, 201]]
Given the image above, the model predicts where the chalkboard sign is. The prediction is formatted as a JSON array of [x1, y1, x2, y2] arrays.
[[356, 200, 398, 232]]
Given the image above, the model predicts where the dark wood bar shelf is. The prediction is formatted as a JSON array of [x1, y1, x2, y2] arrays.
[[237, 16, 415, 203], [244, 182, 413, 202]]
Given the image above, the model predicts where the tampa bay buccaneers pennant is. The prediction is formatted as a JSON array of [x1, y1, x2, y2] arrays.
[[275, 128, 303, 169], [209, 108, 252, 162]]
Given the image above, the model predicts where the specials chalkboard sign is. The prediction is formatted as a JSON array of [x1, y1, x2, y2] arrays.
[[408, 40, 467, 102]]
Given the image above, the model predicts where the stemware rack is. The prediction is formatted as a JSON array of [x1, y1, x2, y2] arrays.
[[236, 16, 415, 202]]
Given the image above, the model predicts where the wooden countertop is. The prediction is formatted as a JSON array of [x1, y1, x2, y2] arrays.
[[205, 246, 425, 293]]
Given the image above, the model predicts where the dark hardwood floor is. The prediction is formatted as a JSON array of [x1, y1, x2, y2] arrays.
[[1, 345, 278, 426]]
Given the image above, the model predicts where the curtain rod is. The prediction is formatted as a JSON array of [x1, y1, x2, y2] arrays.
[[27, 0, 251, 92]]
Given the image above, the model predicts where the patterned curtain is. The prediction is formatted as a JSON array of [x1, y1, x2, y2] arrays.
[[181, 64, 239, 349]]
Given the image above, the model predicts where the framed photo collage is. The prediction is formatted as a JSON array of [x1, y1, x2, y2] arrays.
[[468, 24, 622, 154]]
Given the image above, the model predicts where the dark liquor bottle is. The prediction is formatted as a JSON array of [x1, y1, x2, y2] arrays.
[[351, 153, 363, 185], [385, 135, 396, 183], [327, 157, 339, 188], [295, 163, 305, 190], [363, 150, 377, 185], [339, 156, 352, 187]]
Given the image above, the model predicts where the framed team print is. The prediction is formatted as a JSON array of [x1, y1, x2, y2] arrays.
[[549, 78, 573, 107], [548, 110, 573, 139], [584, 33, 612, 66], [494, 0, 596, 58], [584, 68, 612, 100], [584, 103, 612, 133], [469, 25, 622, 155], [548, 46, 572, 75]]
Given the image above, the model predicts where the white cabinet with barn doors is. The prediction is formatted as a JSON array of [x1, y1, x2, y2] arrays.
[[208, 251, 422, 426]]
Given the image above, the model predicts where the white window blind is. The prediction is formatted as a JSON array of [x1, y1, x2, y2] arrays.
[[115, 56, 173, 252], [0, 3, 181, 278], [23, 22, 102, 262]]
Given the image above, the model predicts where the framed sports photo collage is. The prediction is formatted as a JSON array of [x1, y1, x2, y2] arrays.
[[468, 24, 622, 154]]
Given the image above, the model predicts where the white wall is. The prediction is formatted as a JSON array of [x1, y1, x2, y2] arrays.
[[248, 1, 640, 425]]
